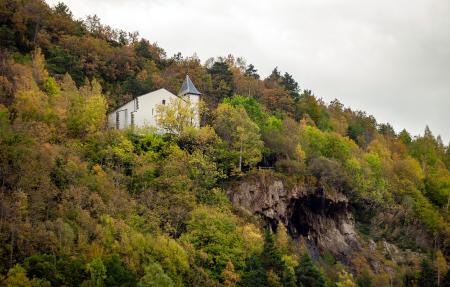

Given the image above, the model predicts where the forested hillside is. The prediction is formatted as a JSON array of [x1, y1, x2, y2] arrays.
[[1, 1, 450, 286]]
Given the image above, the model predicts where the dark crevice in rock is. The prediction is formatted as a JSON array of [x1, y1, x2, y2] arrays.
[[227, 174, 360, 260]]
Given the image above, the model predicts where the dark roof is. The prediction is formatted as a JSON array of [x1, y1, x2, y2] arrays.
[[178, 75, 202, 96]]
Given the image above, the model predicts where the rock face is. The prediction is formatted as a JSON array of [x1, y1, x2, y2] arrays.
[[227, 172, 360, 259]]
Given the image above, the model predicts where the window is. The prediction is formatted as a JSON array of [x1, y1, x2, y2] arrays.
[[162, 99, 166, 105], [131, 112, 135, 127], [115, 112, 120, 129], [135, 97, 139, 110]]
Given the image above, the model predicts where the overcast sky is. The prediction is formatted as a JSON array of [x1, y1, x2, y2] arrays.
[[46, 0, 450, 142]]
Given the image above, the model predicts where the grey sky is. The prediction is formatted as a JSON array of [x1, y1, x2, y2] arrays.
[[46, 0, 450, 142]]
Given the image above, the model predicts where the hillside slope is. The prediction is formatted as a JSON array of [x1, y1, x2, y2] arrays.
[[1, 1, 450, 286]]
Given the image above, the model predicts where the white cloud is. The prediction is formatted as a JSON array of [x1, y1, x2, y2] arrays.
[[46, 0, 450, 142]]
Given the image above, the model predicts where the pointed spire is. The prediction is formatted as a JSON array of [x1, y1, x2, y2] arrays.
[[178, 75, 201, 97]]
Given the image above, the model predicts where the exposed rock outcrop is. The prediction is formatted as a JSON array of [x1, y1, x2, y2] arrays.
[[227, 172, 360, 260]]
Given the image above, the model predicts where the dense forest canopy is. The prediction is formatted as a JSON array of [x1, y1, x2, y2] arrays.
[[1, 1, 450, 286]]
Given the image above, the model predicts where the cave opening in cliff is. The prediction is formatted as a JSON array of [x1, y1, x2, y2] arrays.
[[289, 195, 327, 238]]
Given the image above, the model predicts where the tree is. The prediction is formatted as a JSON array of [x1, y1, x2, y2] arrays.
[[180, 206, 247, 279], [207, 61, 234, 108], [32, 48, 49, 85], [435, 251, 448, 287], [399, 129, 412, 145], [418, 259, 438, 287], [336, 270, 357, 287], [54, 2, 73, 17], [67, 78, 107, 137], [3, 264, 33, 287], [239, 255, 266, 287], [295, 253, 326, 287], [214, 103, 263, 173], [221, 261, 240, 286], [281, 72, 300, 100], [267, 269, 282, 287], [86, 258, 107, 287], [23, 254, 60, 286], [261, 229, 290, 287], [104, 254, 137, 287], [275, 223, 289, 254], [155, 96, 199, 134], [138, 262, 174, 287], [245, 64, 260, 79], [267, 67, 282, 84], [295, 90, 330, 131]]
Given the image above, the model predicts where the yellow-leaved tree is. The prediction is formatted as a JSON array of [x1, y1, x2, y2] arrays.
[[67, 78, 107, 137], [155, 96, 200, 134]]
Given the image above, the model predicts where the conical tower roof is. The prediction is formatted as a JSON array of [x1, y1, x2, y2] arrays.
[[178, 75, 202, 97]]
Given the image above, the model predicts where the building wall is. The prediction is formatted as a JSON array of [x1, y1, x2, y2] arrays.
[[108, 88, 200, 130]]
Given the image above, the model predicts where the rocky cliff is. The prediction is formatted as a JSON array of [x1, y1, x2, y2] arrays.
[[227, 172, 360, 260]]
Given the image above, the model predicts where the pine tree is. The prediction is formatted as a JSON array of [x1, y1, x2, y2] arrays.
[[295, 253, 325, 287], [240, 254, 268, 287], [281, 72, 300, 100], [262, 229, 285, 276]]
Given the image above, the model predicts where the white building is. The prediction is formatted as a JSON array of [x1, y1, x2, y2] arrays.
[[108, 75, 202, 130]]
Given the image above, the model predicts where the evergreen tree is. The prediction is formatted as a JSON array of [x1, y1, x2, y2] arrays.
[[295, 253, 325, 287], [240, 254, 268, 287], [208, 61, 234, 108], [267, 67, 282, 83], [398, 129, 412, 145], [282, 267, 297, 287], [104, 254, 137, 287], [245, 64, 260, 79], [281, 72, 300, 101], [262, 229, 285, 276], [418, 259, 437, 287]]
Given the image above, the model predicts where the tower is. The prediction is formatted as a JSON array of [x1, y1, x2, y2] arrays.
[[178, 75, 202, 126], [178, 74, 202, 98]]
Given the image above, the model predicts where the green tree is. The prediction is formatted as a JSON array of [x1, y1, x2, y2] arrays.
[[86, 258, 107, 287], [214, 103, 263, 173], [295, 90, 330, 130], [262, 230, 285, 281], [67, 78, 107, 137], [240, 254, 268, 287], [3, 264, 33, 287], [138, 262, 174, 287], [181, 206, 246, 279], [207, 61, 234, 108], [295, 253, 325, 287], [23, 254, 59, 286], [281, 72, 300, 100], [104, 254, 137, 287], [245, 64, 260, 79], [398, 129, 412, 146]]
